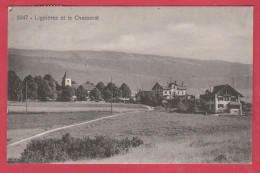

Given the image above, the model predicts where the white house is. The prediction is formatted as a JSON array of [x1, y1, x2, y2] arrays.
[[151, 81, 187, 99], [167, 81, 187, 98], [200, 84, 243, 114]]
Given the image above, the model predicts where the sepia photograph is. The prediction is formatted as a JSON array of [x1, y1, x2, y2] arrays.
[[7, 6, 253, 164]]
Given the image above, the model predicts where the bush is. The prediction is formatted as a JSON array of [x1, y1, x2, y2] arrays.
[[177, 101, 187, 113], [8, 133, 144, 163]]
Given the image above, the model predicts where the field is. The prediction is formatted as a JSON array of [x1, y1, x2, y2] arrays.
[[43, 110, 251, 164], [7, 102, 147, 158], [7, 102, 252, 163], [7, 101, 146, 113]]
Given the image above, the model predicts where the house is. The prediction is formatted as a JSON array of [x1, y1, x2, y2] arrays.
[[151, 81, 187, 99], [151, 82, 168, 98], [200, 84, 243, 114], [167, 81, 187, 98], [130, 91, 139, 101]]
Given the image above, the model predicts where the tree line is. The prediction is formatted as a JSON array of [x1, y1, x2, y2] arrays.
[[8, 71, 131, 102]]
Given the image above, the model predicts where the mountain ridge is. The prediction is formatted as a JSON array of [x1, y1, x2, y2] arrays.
[[8, 48, 253, 91], [8, 48, 252, 65]]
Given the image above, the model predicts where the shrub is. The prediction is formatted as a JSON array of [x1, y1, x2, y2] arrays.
[[177, 101, 187, 113], [8, 133, 144, 164]]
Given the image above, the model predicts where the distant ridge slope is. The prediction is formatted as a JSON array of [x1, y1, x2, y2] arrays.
[[8, 48, 252, 91]]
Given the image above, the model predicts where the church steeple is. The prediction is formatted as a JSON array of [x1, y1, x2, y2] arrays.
[[62, 71, 71, 87]]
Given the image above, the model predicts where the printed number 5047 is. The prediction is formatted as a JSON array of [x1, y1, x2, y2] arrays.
[[17, 15, 28, 20]]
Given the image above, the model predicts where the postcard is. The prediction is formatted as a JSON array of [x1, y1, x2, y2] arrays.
[[6, 6, 253, 165]]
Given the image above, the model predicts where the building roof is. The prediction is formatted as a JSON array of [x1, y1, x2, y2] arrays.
[[168, 82, 187, 90], [229, 101, 242, 106], [151, 82, 168, 90], [82, 82, 95, 91], [202, 84, 243, 98], [176, 86, 187, 90], [152, 81, 187, 90]]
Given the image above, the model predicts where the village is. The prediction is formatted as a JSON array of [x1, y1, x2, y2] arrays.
[[8, 70, 252, 116], [7, 69, 253, 164]]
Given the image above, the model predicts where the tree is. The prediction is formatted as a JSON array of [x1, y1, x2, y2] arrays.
[[43, 74, 57, 99], [8, 71, 22, 101], [96, 82, 105, 97], [76, 85, 88, 101], [55, 81, 62, 92], [119, 83, 131, 98], [59, 85, 73, 101], [85, 81, 94, 86], [113, 87, 122, 98], [155, 92, 164, 106], [22, 75, 38, 100], [140, 91, 156, 107], [43, 74, 52, 81], [89, 88, 101, 101], [177, 101, 186, 113], [37, 78, 52, 101], [105, 82, 122, 98], [103, 88, 112, 101]]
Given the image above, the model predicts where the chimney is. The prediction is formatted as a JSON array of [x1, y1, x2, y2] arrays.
[[209, 86, 214, 93], [174, 81, 176, 84], [182, 81, 184, 87]]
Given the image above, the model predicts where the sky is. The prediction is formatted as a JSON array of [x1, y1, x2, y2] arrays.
[[8, 6, 253, 64]]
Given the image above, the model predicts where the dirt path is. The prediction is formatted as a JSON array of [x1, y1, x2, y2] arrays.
[[8, 105, 153, 147]]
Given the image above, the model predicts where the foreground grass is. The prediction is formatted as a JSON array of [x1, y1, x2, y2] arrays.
[[8, 110, 251, 163], [66, 131, 250, 164], [39, 110, 251, 163]]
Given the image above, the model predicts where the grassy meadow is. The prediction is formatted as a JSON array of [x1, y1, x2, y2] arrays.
[[7, 101, 146, 113], [7, 102, 147, 159], [7, 102, 252, 163], [35, 110, 252, 163]]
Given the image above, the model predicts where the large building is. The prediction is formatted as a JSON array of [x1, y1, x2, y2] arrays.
[[200, 84, 243, 114], [151, 81, 187, 99]]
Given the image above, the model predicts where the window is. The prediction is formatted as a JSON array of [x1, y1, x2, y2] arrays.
[[169, 91, 171, 94], [224, 97, 229, 101], [218, 97, 223, 101], [67, 79, 70, 82], [218, 104, 224, 108], [231, 97, 236, 101]]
